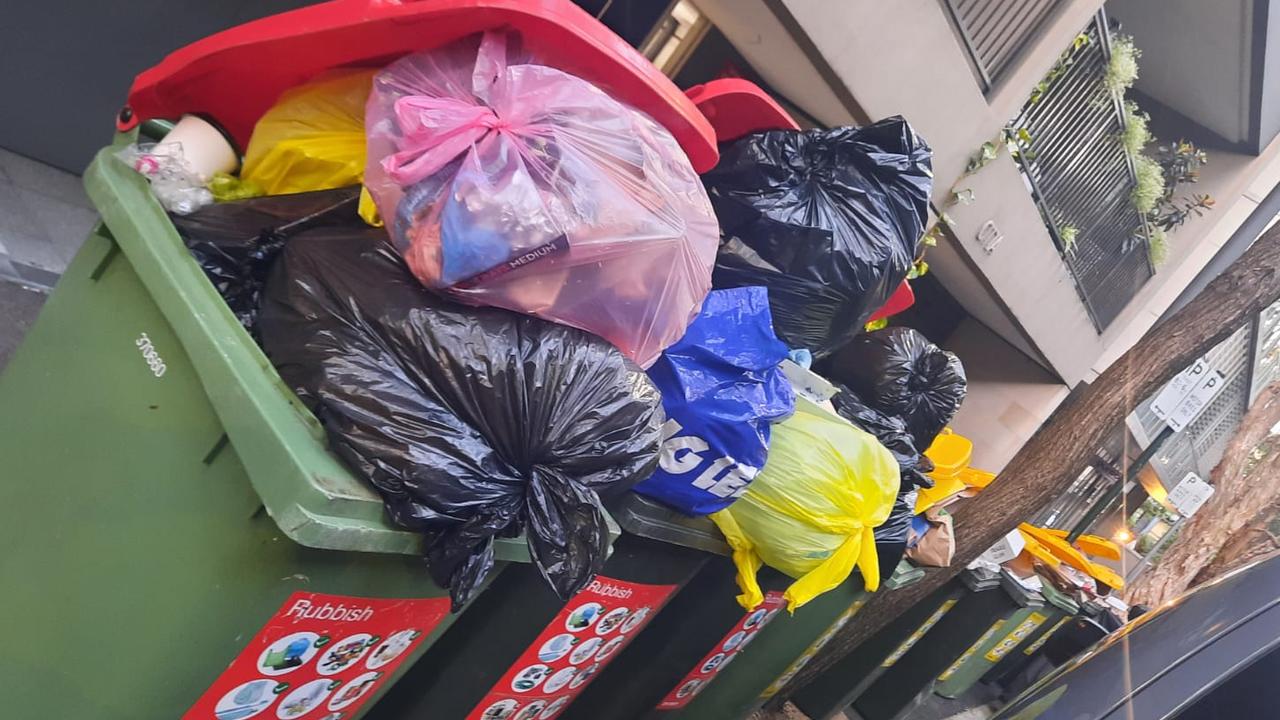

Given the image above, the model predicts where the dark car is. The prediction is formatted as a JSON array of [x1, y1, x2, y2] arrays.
[[994, 554, 1280, 719]]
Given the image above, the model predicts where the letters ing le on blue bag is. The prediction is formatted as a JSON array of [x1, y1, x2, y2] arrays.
[[634, 287, 795, 515]]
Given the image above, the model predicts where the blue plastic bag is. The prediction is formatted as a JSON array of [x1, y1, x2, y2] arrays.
[[633, 287, 795, 515]]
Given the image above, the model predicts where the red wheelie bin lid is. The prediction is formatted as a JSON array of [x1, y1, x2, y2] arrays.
[[867, 280, 915, 323], [684, 78, 799, 142], [119, 0, 718, 172]]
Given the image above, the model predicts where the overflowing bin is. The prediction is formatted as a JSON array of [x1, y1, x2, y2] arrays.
[[1, 4, 959, 720], [365, 495, 719, 720], [0, 142, 542, 720], [558, 558, 792, 720]]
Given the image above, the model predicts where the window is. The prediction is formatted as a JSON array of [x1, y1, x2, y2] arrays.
[[638, 1, 709, 77]]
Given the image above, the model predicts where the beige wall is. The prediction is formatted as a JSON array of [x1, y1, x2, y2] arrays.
[[692, 0, 1280, 465], [767, 0, 1118, 385], [692, 0, 858, 126], [775, 0, 1103, 207], [945, 318, 1071, 472]]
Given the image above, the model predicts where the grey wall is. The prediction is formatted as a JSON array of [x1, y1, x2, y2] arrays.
[[0, 0, 319, 173], [1259, 0, 1280, 151], [1108, 0, 1254, 146]]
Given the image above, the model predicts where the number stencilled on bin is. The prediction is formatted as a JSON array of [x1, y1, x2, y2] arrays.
[[466, 576, 679, 720], [655, 591, 787, 710], [760, 597, 868, 699], [984, 612, 1048, 662], [937, 619, 1005, 682], [184, 592, 451, 720], [135, 332, 168, 377], [881, 598, 958, 668], [1023, 616, 1072, 655]]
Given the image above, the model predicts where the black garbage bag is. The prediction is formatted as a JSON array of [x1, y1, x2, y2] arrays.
[[823, 327, 967, 450], [258, 228, 666, 610], [702, 116, 932, 356], [831, 384, 933, 492], [170, 187, 361, 335]]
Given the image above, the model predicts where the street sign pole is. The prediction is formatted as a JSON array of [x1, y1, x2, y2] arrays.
[[1066, 425, 1176, 543], [1065, 356, 1228, 543]]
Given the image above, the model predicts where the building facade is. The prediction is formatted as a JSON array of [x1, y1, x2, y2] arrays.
[[595, 0, 1280, 481]]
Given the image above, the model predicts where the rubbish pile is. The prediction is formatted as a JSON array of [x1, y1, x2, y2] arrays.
[[257, 222, 666, 609], [127, 15, 976, 612], [704, 121, 932, 358]]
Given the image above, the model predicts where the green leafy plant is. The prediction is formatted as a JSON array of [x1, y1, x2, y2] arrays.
[[965, 139, 1001, 175], [1059, 223, 1079, 253], [1147, 226, 1168, 265], [1146, 140, 1215, 232], [1120, 101, 1151, 156], [1152, 194, 1216, 232], [1156, 140, 1209, 188], [1005, 126, 1035, 161], [1030, 33, 1091, 105], [1105, 34, 1140, 94], [907, 258, 930, 280], [1131, 154, 1165, 214]]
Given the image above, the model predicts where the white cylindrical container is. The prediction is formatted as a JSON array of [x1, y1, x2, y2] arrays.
[[155, 114, 239, 182]]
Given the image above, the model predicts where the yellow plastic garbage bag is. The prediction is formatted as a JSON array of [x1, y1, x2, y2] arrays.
[[711, 405, 899, 612], [239, 69, 381, 225]]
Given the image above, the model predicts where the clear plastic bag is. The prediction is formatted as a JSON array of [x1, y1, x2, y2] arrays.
[[710, 404, 900, 611], [117, 142, 213, 214], [364, 31, 720, 367]]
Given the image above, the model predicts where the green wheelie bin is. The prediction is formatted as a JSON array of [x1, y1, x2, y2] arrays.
[[0, 137, 542, 720], [982, 581, 1080, 689], [849, 567, 1010, 720], [790, 570, 970, 720], [930, 572, 1044, 699], [366, 495, 719, 720], [646, 562, 919, 720], [675, 578, 870, 720], [558, 551, 792, 720]]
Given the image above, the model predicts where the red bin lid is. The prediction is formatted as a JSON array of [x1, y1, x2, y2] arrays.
[[120, 0, 718, 172], [684, 78, 799, 143]]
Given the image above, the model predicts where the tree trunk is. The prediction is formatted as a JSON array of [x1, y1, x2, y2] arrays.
[[1190, 497, 1280, 586], [1125, 383, 1280, 607], [768, 226, 1280, 707], [1192, 527, 1280, 586]]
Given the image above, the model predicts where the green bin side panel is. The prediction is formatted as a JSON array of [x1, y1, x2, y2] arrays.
[[933, 605, 1045, 698], [791, 581, 967, 720], [672, 579, 869, 720], [0, 231, 466, 719], [852, 586, 1016, 720], [982, 607, 1070, 687], [82, 142, 532, 562]]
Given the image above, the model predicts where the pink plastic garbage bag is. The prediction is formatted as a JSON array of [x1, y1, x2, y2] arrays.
[[364, 31, 719, 367]]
